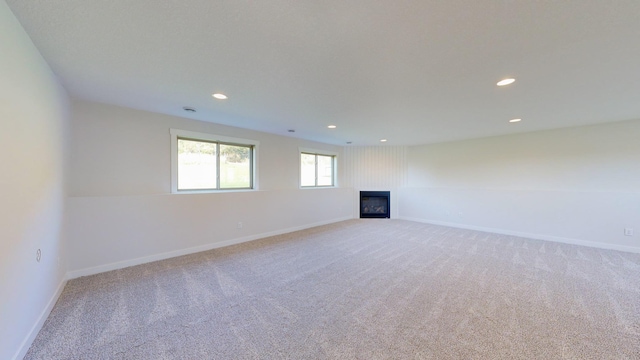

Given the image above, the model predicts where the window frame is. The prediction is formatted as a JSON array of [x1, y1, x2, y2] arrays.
[[170, 129, 259, 193], [299, 147, 338, 188]]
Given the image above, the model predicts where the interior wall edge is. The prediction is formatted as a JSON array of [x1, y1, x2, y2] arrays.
[[397, 186, 639, 253], [1, 2, 70, 359], [398, 216, 640, 254], [67, 216, 354, 279], [11, 276, 68, 360], [66, 187, 355, 272]]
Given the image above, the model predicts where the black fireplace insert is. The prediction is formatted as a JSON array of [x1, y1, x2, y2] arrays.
[[360, 191, 390, 218]]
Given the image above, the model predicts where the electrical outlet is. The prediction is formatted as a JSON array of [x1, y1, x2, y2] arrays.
[[237, 222, 243, 229], [624, 228, 633, 236], [36, 249, 41, 262]]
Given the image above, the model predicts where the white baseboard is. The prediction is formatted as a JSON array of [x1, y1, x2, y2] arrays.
[[398, 216, 640, 254], [13, 275, 67, 360], [67, 216, 353, 279]]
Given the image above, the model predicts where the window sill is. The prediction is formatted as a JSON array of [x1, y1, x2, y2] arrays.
[[299, 186, 338, 190], [172, 188, 257, 195]]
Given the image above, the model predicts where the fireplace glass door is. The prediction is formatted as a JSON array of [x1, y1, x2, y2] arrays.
[[360, 191, 390, 218]]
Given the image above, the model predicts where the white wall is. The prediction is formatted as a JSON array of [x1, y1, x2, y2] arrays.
[[0, 2, 70, 359], [400, 120, 640, 252], [67, 100, 353, 276], [343, 146, 407, 218]]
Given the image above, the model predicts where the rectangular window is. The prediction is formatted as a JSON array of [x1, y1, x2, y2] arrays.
[[300, 149, 336, 187], [171, 129, 258, 193]]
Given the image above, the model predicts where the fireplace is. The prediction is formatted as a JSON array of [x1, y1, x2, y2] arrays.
[[360, 191, 390, 218]]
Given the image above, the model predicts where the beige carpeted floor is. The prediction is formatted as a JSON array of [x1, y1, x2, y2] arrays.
[[25, 219, 640, 359]]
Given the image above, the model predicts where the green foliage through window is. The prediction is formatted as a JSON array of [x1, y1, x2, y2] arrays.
[[178, 138, 253, 190]]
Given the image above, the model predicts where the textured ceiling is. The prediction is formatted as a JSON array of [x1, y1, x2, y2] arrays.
[[6, 0, 640, 146]]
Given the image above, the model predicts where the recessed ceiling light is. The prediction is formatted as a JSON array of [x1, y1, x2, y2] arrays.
[[509, 118, 522, 123], [212, 93, 228, 100], [327, 125, 337, 129], [497, 78, 516, 86], [380, 139, 387, 142]]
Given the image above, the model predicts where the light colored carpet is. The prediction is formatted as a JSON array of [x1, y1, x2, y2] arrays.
[[25, 219, 640, 359]]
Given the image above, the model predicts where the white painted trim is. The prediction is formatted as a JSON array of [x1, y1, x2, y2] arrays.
[[298, 147, 338, 157], [169, 128, 260, 193], [398, 216, 640, 254], [12, 276, 68, 360], [67, 216, 353, 279]]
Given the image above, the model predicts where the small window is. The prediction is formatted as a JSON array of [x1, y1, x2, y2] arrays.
[[171, 129, 258, 192], [300, 149, 336, 187]]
